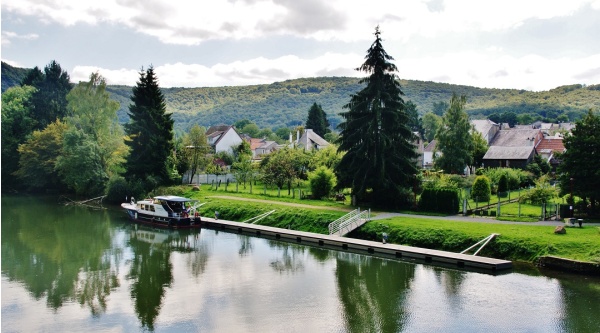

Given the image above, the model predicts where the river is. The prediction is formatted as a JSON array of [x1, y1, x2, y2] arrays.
[[2, 195, 599, 332]]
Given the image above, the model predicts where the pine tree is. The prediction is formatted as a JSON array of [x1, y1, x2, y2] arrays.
[[124, 66, 174, 190], [335, 26, 418, 208], [305, 102, 330, 137]]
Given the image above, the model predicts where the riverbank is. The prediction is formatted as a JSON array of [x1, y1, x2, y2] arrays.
[[155, 186, 599, 273]]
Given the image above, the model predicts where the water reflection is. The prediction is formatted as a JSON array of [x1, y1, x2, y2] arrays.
[[335, 252, 414, 332], [3, 195, 600, 332], [1, 196, 117, 314]]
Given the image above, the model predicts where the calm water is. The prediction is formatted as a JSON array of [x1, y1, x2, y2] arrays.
[[2, 195, 599, 333]]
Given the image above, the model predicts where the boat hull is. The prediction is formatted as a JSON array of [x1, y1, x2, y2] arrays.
[[122, 206, 202, 229]]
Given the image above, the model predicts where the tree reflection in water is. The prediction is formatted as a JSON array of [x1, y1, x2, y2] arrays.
[[267, 241, 305, 274], [335, 253, 415, 333], [1, 196, 117, 315]]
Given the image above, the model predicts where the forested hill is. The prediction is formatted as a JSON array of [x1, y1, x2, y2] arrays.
[[3, 61, 599, 132]]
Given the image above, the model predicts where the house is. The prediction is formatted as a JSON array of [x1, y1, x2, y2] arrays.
[[249, 138, 279, 159], [471, 119, 500, 145], [413, 132, 425, 168], [296, 129, 330, 151], [536, 134, 566, 170], [482, 128, 543, 169], [206, 125, 243, 154], [423, 140, 438, 169]]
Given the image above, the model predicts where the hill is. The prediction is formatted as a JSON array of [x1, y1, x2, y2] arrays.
[[3, 61, 599, 132], [1, 61, 30, 92]]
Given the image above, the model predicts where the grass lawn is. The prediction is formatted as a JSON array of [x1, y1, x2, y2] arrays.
[[360, 216, 600, 263]]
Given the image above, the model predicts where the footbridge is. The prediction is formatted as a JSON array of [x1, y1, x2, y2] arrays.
[[328, 208, 371, 236]]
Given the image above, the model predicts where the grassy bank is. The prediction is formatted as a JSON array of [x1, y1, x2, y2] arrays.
[[352, 217, 600, 263], [160, 186, 600, 264]]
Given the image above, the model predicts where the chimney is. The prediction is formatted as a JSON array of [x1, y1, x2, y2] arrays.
[[296, 130, 300, 143], [289, 132, 292, 143]]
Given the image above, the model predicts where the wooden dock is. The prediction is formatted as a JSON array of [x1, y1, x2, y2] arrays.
[[201, 217, 512, 273]]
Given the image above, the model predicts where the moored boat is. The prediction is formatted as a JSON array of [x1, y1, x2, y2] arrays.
[[121, 195, 203, 229]]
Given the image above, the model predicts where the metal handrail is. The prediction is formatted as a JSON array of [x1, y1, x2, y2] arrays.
[[329, 208, 370, 235]]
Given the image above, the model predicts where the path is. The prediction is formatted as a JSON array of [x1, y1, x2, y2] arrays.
[[208, 196, 600, 226]]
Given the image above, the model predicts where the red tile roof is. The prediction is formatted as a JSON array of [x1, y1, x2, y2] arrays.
[[536, 138, 565, 153]]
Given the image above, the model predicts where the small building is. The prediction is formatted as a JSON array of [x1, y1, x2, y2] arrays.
[[206, 125, 243, 154], [423, 140, 438, 169], [249, 138, 279, 159], [471, 119, 500, 145], [482, 128, 543, 169], [296, 129, 330, 151]]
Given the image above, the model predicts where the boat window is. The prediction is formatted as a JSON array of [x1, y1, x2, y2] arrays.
[[150, 205, 155, 212]]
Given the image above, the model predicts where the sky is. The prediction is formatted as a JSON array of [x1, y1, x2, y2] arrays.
[[2, 0, 600, 91]]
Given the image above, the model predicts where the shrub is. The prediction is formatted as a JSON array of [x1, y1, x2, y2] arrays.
[[307, 166, 337, 199], [472, 175, 491, 202], [419, 187, 460, 214], [497, 174, 508, 197], [519, 175, 557, 204]]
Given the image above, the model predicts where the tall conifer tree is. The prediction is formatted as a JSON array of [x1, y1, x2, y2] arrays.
[[305, 102, 330, 137], [124, 66, 174, 189], [335, 26, 418, 207]]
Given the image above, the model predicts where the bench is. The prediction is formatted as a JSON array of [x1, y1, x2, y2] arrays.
[[564, 218, 584, 227]]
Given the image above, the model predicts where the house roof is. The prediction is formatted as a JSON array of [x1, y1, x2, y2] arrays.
[[489, 129, 541, 147], [298, 129, 329, 149], [206, 125, 231, 136], [483, 146, 535, 160], [536, 137, 565, 154], [249, 138, 265, 150], [471, 119, 498, 137], [424, 140, 437, 152]]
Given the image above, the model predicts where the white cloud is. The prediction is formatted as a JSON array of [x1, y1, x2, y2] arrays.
[[73, 52, 363, 87], [3, 0, 597, 45], [1, 30, 39, 45]]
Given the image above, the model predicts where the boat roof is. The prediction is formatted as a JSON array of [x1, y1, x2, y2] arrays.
[[154, 195, 197, 202]]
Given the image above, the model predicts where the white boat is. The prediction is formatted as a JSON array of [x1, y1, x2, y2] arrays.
[[121, 195, 203, 229]]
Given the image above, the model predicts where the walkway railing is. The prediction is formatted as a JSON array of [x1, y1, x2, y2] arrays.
[[329, 208, 370, 236]]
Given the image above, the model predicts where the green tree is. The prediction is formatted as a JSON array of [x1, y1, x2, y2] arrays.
[[232, 141, 254, 189], [124, 66, 174, 191], [471, 130, 488, 168], [260, 147, 297, 193], [56, 73, 127, 195], [15, 120, 67, 191], [422, 112, 442, 142], [312, 144, 343, 170], [25, 60, 72, 130], [471, 175, 491, 202], [240, 123, 260, 137], [1, 85, 37, 190], [308, 166, 337, 199], [335, 26, 418, 208], [526, 154, 551, 178], [405, 100, 424, 137], [432, 100, 448, 116], [435, 94, 473, 173], [180, 124, 210, 184], [305, 102, 330, 137], [558, 109, 600, 215]]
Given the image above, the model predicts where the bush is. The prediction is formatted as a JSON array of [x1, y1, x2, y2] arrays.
[[104, 176, 146, 204], [497, 174, 508, 197], [472, 175, 491, 202], [307, 166, 337, 199], [419, 187, 460, 214]]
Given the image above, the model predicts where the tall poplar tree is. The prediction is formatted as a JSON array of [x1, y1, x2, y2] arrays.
[[305, 102, 330, 137], [124, 66, 174, 190], [335, 26, 418, 208], [435, 93, 473, 174]]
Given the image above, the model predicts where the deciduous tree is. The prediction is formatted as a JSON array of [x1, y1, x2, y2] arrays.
[[336, 26, 418, 208], [435, 93, 473, 174]]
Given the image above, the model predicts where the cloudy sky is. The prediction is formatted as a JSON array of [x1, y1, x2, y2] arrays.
[[2, 0, 600, 91]]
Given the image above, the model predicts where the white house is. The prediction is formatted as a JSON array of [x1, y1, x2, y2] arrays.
[[296, 129, 330, 151], [206, 125, 243, 154]]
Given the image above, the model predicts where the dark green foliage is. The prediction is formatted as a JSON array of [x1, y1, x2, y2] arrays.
[[472, 175, 491, 202], [558, 110, 600, 216], [405, 100, 424, 137], [104, 176, 130, 204], [526, 154, 551, 178], [25, 61, 73, 131], [336, 27, 418, 208], [418, 187, 460, 214], [305, 102, 330, 137], [497, 174, 508, 197], [435, 93, 473, 173], [124, 66, 174, 191]]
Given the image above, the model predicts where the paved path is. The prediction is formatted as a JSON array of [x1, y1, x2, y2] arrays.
[[208, 196, 600, 226]]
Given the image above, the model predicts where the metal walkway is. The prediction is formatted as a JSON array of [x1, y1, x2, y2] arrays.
[[328, 208, 371, 236]]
